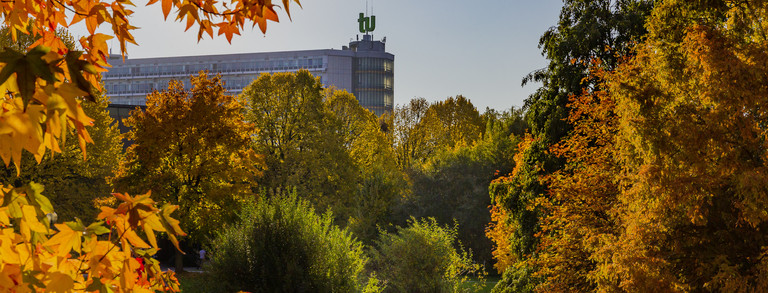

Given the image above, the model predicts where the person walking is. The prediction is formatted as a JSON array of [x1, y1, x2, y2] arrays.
[[198, 249, 206, 268]]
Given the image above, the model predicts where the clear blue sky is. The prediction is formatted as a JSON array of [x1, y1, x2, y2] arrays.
[[75, 1, 564, 111]]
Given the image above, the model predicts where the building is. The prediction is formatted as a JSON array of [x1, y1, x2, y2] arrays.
[[103, 34, 394, 115]]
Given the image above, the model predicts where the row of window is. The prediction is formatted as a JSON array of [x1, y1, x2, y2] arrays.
[[355, 90, 393, 108], [356, 72, 393, 90], [104, 75, 264, 94], [104, 57, 324, 77], [355, 58, 393, 72]]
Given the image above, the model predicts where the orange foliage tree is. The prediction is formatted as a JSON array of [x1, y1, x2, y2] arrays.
[[533, 1, 768, 291], [0, 0, 300, 291]]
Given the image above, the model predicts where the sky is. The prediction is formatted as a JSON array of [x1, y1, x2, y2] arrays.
[[73, 1, 565, 111]]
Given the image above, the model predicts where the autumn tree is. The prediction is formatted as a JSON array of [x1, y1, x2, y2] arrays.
[[324, 89, 406, 243], [489, 2, 654, 289], [113, 72, 258, 272], [420, 95, 485, 151], [530, 1, 768, 291], [532, 69, 621, 292], [243, 71, 359, 216], [392, 98, 430, 169], [599, 1, 768, 290]]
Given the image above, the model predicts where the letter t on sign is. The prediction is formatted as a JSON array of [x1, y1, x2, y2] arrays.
[[358, 13, 367, 33]]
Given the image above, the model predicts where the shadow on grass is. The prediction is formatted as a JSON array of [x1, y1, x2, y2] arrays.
[[177, 272, 219, 293]]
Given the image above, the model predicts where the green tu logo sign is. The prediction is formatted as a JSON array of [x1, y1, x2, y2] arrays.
[[358, 13, 376, 33]]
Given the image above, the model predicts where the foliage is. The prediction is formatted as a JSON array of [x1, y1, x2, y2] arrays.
[[0, 0, 300, 173], [392, 103, 525, 268], [0, 0, 299, 289], [485, 203, 514, 274], [490, 265, 537, 293], [420, 95, 485, 152], [392, 98, 430, 169], [531, 1, 768, 291], [243, 71, 404, 238], [206, 190, 374, 293], [0, 94, 122, 222], [243, 71, 357, 213], [533, 68, 620, 292], [0, 183, 185, 292], [325, 89, 406, 243], [113, 72, 258, 247], [489, 2, 654, 290], [370, 217, 486, 293]]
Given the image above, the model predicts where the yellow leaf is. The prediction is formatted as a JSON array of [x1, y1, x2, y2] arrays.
[[22, 205, 48, 233], [44, 224, 82, 257], [45, 272, 74, 293]]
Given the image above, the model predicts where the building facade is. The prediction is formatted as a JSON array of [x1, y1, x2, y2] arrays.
[[103, 34, 394, 115]]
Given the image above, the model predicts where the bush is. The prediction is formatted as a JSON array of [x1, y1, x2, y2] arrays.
[[206, 190, 374, 292], [370, 217, 486, 293], [491, 264, 538, 293]]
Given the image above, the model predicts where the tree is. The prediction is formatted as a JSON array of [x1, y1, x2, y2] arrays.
[[489, 1, 654, 285], [206, 191, 373, 293], [324, 89, 406, 243], [0, 94, 122, 221], [533, 1, 768, 291], [243, 71, 358, 216], [533, 70, 620, 292], [370, 217, 485, 293], [420, 95, 485, 152], [392, 98, 430, 169], [113, 72, 258, 271], [0, 0, 300, 289], [599, 1, 768, 290]]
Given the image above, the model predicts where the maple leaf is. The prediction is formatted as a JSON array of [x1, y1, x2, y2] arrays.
[[216, 22, 239, 43]]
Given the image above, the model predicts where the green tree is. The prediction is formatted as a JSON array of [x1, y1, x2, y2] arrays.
[[420, 95, 485, 151], [243, 71, 357, 215], [370, 217, 485, 293], [395, 107, 526, 267], [392, 98, 430, 169], [112, 72, 258, 272], [324, 89, 406, 243], [206, 191, 374, 293]]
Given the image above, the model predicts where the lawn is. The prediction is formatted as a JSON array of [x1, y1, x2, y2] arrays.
[[178, 272, 501, 292]]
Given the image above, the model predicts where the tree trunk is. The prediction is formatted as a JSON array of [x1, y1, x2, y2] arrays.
[[175, 249, 185, 273]]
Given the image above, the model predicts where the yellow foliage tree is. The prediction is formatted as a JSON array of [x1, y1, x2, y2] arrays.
[[0, 0, 300, 290], [532, 1, 768, 292]]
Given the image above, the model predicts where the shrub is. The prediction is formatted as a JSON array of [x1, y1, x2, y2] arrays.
[[491, 264, 538, 293], [206, 190, 373, 292], [370, 217, 485, 293]]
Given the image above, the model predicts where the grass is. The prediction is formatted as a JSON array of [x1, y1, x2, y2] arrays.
[[459, 275, 500, 293], [177, 272, 216, 293], [178, 272, 501, 292]]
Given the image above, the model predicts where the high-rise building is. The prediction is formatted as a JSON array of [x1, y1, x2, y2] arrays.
[[103, 34, 394, 115]]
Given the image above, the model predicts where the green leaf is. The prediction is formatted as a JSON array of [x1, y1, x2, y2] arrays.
[[65, 51, 97, 102], [65, 218, 86, 232], [86, 221, 111, 235], [26, 46, 56, 84], [0, 48, 24, 88], [26, 182, 54, 214], [22, 270, 46, 290]]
